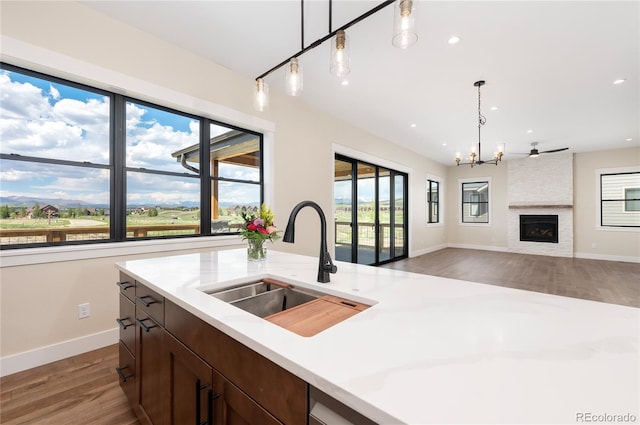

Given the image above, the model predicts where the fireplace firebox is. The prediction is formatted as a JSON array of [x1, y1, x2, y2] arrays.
[[520, 215, 558, 243]]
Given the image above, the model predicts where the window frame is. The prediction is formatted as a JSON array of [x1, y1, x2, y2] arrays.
[[426, 178, 441, 225], [598, 169, 640, 229], [0, 62, 264, 250], [459, 178, 491, 225]]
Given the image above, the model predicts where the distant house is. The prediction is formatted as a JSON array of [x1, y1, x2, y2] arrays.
[[25, 204, 59, 219], [40, 205, 59, 217]]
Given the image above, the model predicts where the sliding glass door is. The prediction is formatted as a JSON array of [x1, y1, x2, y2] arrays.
[[334, 154, 407, 265]]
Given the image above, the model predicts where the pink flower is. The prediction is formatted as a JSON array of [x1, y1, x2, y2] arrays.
[[266, 226, 277, 234]]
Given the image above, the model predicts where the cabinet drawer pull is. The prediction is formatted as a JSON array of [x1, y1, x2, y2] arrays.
[[207, 390, 220, 425], [116, 281, 134, 290], [136, 317, 157, 332], [135, 295, 158, 307], [116, 318, 133, 329], [196, 379, 209, 425], [115, 366, 134, 382]]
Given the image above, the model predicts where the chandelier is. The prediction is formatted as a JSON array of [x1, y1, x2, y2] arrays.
[[455, 80, 504, 167], [254, 0, 418, 111]]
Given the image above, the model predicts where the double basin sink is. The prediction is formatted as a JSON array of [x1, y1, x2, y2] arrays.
[[207, 278, 370, 336]]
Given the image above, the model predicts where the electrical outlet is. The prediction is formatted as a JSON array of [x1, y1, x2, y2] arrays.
[[78, 303, 91, 319]]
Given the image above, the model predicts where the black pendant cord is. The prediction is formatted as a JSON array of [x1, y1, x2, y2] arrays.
[[476, 81, 486, 162], [301, 0, 305, 50], [256, 0, 394, 81], [329, 0, 332, 33]]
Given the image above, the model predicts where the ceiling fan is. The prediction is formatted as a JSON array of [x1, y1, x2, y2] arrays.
[[516, 142, 569, 158]]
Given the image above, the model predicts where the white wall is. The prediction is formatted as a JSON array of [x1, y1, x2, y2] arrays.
[[0, 1, 446, 371]]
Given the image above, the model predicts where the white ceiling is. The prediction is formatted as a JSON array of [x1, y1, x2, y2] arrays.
[[82, 1, 639, 165]]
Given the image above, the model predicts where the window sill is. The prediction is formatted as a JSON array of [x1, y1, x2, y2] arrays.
[[0, 236, 244, 267]]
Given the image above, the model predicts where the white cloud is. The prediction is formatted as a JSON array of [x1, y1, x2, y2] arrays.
[[0, 71, 110, 163], [49, 84, 60, 100]]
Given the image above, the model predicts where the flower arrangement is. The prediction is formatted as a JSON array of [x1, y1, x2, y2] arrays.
[[240, 204, 280, 260], [240, 203, 280, 242]]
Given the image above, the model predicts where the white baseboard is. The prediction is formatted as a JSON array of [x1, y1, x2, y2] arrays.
[[446, 243, 509, 252], [574, 252, 640, 264], [410, 244, 448, 257], [0, 328, 118, 377]]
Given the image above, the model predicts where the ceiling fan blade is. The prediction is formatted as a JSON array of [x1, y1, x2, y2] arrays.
[[540, 147, 569, 154]]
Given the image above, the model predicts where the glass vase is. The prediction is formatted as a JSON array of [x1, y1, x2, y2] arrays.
[[247, 238, 266, 262]]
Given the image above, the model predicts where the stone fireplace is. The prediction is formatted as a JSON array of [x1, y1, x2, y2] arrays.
[[508, 153, 573, 257]]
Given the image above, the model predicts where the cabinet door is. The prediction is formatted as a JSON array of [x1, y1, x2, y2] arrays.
[[137, 309, 164, 425], [164, 332, 214, 425], [212, 371, 283, 425]]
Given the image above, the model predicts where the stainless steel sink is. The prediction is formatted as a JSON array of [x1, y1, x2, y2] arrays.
[[208, 279, 320, 318]]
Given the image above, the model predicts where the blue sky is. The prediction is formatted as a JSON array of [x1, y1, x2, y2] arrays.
[[0, 69, 259, 207]]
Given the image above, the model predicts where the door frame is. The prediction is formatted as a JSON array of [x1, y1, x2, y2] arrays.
[[334, 153, 408, 265]]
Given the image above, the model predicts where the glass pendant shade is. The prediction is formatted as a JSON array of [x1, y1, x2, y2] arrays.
[[285, 58, 303, 96], [330, 30, 351, 78], [253, 78, 269, 111], [392, 0, 418, 49]]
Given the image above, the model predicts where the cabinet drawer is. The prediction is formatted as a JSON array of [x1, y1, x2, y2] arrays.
[[165, 300, 307, 425], [214, 372, 283, 425], [116, 341, 136, 406], [135, 283, 164, 326], [117, 293, 135, 353], [117, 272, 136, 302]]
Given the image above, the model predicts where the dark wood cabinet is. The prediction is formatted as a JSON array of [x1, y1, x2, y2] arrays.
[[212, 371, 283, 425], [165, 300, 307, 425], [136, 309, 164, 425], [117, 272, 307, 425], [163, 332, 214, 425]]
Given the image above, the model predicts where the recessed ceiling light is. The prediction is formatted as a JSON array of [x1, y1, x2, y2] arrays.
[[448, 36, 461, 45], [613, 78, 627, 85], [527, 129, 533, 134], [626, 138, 633, 142], [442, 143, 447, 147], [410, 123, 417, 128], [341, 80, 349, 86], [490, 106, 498, 111]]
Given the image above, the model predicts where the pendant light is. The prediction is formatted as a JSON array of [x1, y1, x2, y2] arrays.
[[286, 58, 303, 96], [455, 80, 504, 167], [392, 0, 417, 49], [252, 1, 416, 111], [330, 30, 351, 78], [253, 78, 269, 112]]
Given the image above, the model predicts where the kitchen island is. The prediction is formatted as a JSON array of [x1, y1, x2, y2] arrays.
[[117, 248, 639, 424]]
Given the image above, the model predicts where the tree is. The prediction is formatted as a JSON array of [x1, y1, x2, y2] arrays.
[[0, 205, 11, 219], [148, 207, 158, 217], [18, 206, 26, 218], [33, 203, 42, 218]]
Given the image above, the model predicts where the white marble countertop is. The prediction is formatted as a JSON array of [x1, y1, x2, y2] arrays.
[[116, 248, 639, 424]]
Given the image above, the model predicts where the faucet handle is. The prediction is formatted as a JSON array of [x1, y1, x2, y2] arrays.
[[326, 264, 337, 274]]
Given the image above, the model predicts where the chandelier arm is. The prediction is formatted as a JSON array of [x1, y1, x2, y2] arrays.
[[255, 0, 394, 81]]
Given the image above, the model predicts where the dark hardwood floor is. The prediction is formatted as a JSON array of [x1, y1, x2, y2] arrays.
[[1, 249, 637, 425], [382, 248, 640, 308], [0, 345, 139, 425]]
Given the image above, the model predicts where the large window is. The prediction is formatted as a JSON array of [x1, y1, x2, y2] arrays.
[[427, 179, 439, 224], [461, 181, 489, 223], [0, 63, 263, 249], [600, 172, 640, 227]]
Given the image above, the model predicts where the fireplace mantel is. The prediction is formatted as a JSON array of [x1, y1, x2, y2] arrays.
[[508, 204, 573, 209]]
